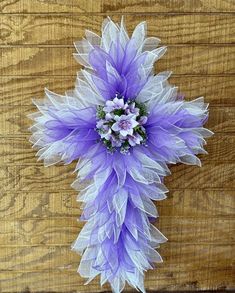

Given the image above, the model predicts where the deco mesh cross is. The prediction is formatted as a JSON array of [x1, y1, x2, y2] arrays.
[[29, 17, 213, 293]]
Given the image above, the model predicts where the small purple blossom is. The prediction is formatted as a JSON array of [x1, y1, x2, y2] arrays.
[[139, 116, 148, 125], [103, 96, 126, 112], [112, 114, 138, 136], [128, 133, 143, 146], [126, 102, 140, 115]]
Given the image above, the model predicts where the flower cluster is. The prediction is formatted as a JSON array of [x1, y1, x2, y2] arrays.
[[96, 96, 148, 153]]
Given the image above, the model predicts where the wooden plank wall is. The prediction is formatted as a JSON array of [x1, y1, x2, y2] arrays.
[[0, 0, 235, 292]]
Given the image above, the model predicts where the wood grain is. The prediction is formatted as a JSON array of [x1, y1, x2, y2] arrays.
[[1, 14, 235, 45], [0, 1, 234, 292], [0, 243, 233, 272], [0, 266, 233, 293], [0, 189, 234, 221], [1, 75, 235, 106], [0, 106, 234, 135], [1, 134, 234, 165], [0, 216, 233, 246], [1, 46, 235, 77], [0, 244, 233, 292], [0, 161, 234, 193], [1, 0, 235, 13]]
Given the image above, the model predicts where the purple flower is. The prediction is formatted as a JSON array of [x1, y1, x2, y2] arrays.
[[139, 116, 148, 125], [29, 17, 213, 293], [112, 114, 138, 137], [125, 102, 140, 115], [104, 96, 126, 112], [128, 133, 143, 146]]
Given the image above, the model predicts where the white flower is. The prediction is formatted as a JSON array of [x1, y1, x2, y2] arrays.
[[112, 114, 139, 137]]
